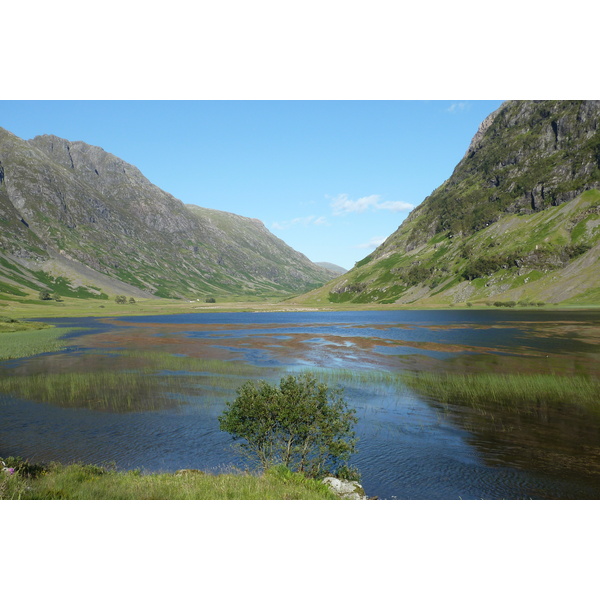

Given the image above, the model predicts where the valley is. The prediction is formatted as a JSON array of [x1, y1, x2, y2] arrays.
[[2, 100, 600, 501]]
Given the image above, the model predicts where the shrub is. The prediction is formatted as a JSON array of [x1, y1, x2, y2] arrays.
[[218, 373, 358, 478], [114, 295, 127, 304], [38, 290, 52, 300], [404, 264, 432, 286], [128, 297, 136, 304], [205, 297, 216, 303]]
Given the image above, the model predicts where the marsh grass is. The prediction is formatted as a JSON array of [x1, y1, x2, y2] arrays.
[[402, 371, 600, 415], [0, 326, 80, 360], [0, 370, 186, 412], [114, 350, 271, 378], [0, 350, 279, 412], [0, 461, 338, 500], [306, 367, 405, 392]]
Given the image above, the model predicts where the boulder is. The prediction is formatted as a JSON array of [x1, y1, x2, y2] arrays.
[[175, 469, 204, 476], [321, 477, 367, 500]]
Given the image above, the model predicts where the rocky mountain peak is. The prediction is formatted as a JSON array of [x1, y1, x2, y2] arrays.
[[0, 127, 336, 301]]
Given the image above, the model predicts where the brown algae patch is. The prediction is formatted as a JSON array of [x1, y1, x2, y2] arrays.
[[70, 319, 543, 373]]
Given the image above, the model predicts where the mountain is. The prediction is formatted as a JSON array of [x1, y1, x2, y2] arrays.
[[0, 128, 335, 301], [296, 101, 600, 306], [315, 262, 347, 276]]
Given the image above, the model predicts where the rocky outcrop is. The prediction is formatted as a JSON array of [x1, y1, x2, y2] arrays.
[[321, 477, 367, 500]]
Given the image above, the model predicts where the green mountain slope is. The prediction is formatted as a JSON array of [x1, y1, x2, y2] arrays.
[[0, 128, 334, 301], [296, 101, 600, 306]]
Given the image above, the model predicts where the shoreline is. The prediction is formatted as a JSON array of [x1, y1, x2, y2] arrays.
[[3, 296, 600, 321]]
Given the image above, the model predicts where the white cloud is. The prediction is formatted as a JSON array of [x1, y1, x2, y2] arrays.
[[331, 194, 380, 215], [376, 200, 415, 212], [330, 194, 413, 216], [355, 235, 388, 249], [446, 101, 469, 113], [271, 215, 328, 230]]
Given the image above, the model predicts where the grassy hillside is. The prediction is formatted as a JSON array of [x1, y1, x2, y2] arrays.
[[294, 101, 600, 307]]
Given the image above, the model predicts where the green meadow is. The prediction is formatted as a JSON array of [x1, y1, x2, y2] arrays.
[[0, 461, 338, 500]]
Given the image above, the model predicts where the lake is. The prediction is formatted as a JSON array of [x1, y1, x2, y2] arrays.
[[1, 309, 600, 499]]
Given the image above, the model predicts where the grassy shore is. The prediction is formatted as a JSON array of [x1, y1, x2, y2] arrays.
[[3, 293, 599, 321], [0, 325, 81, 360], [0, 315, 53, 333], [0, 460, 338, 500]]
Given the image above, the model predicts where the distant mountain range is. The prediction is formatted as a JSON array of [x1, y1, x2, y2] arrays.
[[0, 128, 338, 302], [297, 101, 600, 306], [315, 262, 347, 275]]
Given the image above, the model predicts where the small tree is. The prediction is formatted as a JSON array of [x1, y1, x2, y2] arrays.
[[128, 297, 136, 304], [38, 290, 52, 300], [205, 297, 216, 303], [114, 295, 127, 304], [219, 373, 358, 478]]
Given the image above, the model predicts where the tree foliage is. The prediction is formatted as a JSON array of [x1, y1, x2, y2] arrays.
[[218, 373, 358, 478]]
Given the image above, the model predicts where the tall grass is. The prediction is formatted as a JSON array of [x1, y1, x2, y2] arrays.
[[302, 367, 406, 393], [0, 350, 280, 412], [114, 350, 271, 378], [402, 371, 600, 414], [0, 370, 189, 412], [314, 367, 403, 385], [0, 461, 338, 500]]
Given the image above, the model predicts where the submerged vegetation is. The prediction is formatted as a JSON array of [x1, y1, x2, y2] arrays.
[[0, 458, 338, 500]]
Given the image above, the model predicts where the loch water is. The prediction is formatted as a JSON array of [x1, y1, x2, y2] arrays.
[[1, 309, 600, 499]]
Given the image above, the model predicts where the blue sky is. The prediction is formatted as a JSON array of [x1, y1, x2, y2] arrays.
[[0, 100, 502, 270]]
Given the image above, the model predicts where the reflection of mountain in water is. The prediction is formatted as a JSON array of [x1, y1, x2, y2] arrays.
[[419, 392, 600, 499]]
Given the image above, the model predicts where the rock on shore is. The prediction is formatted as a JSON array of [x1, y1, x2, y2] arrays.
[[322, 477, 367, 500]]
